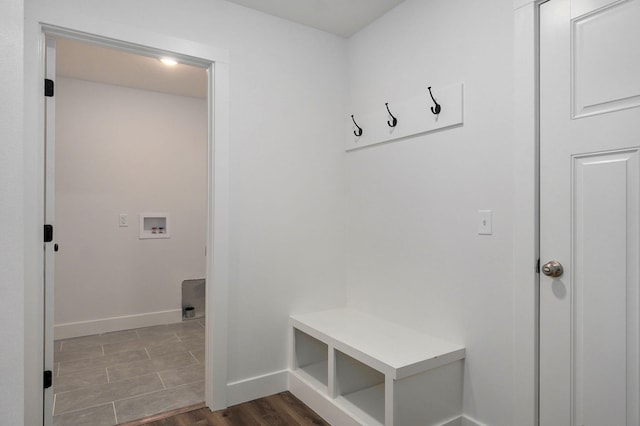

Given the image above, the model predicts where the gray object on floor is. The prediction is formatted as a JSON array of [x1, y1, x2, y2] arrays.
[[181, 279, 205, 320]]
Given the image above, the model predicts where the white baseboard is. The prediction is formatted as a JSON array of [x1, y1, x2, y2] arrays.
[[438, 416, 463, 426], [433, 415, 486, 426], [54, 309, 183, 339], [227, 369, 289, 406], [461, 415, 487, 426]]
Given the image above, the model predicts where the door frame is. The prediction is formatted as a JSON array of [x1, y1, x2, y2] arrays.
[[37, 22, 230, 421], [513, 0, 543, 425]]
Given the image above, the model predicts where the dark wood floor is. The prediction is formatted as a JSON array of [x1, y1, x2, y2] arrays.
[[132, 392, 330, 426]]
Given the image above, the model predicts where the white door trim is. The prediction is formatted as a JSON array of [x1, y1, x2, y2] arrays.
[[513, 1, 542, 426], [37, 23, 230, 421]]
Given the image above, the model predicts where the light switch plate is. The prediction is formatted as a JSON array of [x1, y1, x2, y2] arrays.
[[478, 210, 492, 235], [119, 213, 128, 227]]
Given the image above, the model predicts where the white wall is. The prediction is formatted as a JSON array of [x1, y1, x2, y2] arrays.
[[23, 0, 348, 410], [54, 77, 207, 335], [345, 1, 516, 425], [0, 0, 25, 423]]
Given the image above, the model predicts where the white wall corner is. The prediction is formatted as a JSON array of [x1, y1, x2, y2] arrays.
[[461, 414, 489, 426], [226, 370, 289, 407]]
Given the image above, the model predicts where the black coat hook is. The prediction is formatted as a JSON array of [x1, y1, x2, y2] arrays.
[[385, 103, 397, 128], [428, 86, 441, 115], [351, 115, 363, 137]]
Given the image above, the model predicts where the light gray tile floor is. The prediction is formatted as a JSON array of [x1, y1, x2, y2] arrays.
[[53, 318, 205, 425]]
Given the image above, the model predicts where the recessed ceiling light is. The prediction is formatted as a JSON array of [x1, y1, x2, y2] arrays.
[[160, 57, 178, 66]]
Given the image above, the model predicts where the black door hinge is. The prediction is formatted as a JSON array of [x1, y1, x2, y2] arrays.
[[44, 79, 54, 97], [44, 224, 53, 243], [44, 370, 52, 389], [536, 258, 540, 274]]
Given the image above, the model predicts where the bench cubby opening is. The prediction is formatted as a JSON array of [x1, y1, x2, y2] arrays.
[[335, 349, 385, 425], [293, 328, 329, 391]]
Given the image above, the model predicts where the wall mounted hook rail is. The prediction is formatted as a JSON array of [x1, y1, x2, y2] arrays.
[[385, 103, 398, 128], [351, 115, 363, 136], [428, 86, 441, 115]]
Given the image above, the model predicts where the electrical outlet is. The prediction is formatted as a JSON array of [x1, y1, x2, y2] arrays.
[[119, 213, 128, 227], [478, 210, 492, 235]]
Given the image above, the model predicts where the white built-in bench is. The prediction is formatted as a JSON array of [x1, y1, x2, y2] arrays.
[[289, 308, 466, 426]]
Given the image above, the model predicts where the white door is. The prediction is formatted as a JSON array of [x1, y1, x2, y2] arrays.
[[539, 0, 640, 424], [44, 37, 56, 426]]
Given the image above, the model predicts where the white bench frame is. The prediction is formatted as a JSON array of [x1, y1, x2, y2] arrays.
[[288, 308, 466, 426]]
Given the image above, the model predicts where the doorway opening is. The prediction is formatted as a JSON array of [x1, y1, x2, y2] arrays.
[[50, 37, 207, 424], [40, 25, 230, 426]]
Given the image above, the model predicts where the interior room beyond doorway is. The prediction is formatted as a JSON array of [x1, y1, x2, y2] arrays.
[[51, 37, 208, 425]]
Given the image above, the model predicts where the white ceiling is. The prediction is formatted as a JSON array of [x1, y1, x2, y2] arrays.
[[225, 0, 405, 37], [56, 38, 208, 99], [55, 0, 405, 97]]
